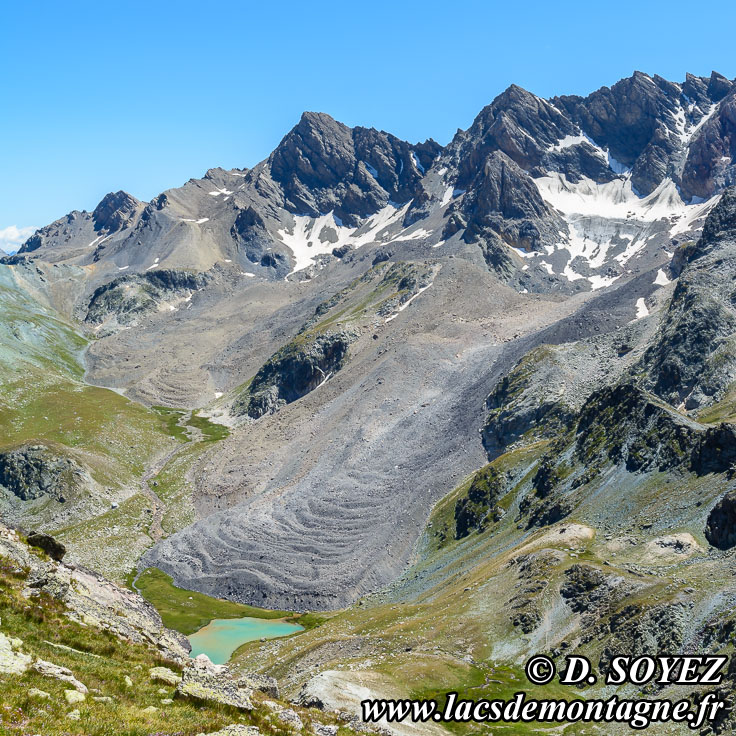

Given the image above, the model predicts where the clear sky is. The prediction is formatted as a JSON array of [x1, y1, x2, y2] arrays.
[[2, 0, 735, 251]]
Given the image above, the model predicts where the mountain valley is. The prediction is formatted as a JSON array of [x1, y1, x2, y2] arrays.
[[3, 69, 736, 733]]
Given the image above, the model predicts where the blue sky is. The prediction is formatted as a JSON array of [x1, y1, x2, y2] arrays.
[[2, 0, 735, 251]]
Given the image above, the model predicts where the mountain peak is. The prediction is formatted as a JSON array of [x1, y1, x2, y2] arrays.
[[92, 190, 142, 234]]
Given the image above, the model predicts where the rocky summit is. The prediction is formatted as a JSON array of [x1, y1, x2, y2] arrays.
[[3, 69, 736, 734]]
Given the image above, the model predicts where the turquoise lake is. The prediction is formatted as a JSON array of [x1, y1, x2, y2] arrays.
[[188, 617, 304, 664]]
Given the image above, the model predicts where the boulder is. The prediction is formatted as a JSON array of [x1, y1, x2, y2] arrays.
[[312, 725, 338, 736], [28, 688, 50, 699], [27, 532, 66, 562], [0, 632, 32, 674], [149, 665, 182, 686], [263, 701, 304, 732], [705, 491, 736, 549], [197, 726, 261, 736], [64, 689, 85, 704], [0, 446, 83, 504], [33, 658, 87, 693], [238, 672, 279, 698]]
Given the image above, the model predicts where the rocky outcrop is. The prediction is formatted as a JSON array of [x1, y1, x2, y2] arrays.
[[149, 665, 182, 686], [175, 654, 253, 710], [639, 188, 736, 409], [454, 464, 504, 539], [18, 211, 88, 254], [232, 330, 354, 419], [705, 491, 736, 549], [681, 88, 736, 201], [240, 672, 279, 698], [560, 564, 610, 614], [268, 112, 440, 227], [230, 206, 289, 276], [0, 632, 32, 674], [84, 269, 209, 326], [26, 531, 66, 561], [33, 658, 88, 693], [575, 382, 736, 476], [481, 346, 575, 456], [0, 445, 85, 503], [452, 150, 565, 257], [92, 191, 142, 234], [0, 524, 189, 663], [554, 71, 733, 196], [446, 84, 576, 182]]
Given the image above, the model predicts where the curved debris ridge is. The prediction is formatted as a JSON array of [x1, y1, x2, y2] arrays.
[[144, 328, 511, 609]]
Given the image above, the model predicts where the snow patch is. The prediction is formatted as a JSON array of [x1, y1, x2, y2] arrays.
[[588, 273, 620, 290], [385, 279, 435, 323], [634, 298, 649, 319], [277, 203, 413, 274], [549, 134, 589, 152], [88, 234, 112, 248], [654, 268, 671, 286], [363, 161, 378, 178], [411, 152, 425, 174]]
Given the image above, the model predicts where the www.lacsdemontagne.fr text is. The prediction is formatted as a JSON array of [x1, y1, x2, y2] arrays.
[[362, 691, 725, 730]]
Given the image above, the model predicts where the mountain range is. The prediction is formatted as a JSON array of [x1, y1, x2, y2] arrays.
[[3, 69, 736, 734]]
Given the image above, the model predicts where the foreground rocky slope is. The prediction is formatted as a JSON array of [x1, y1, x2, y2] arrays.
[[0, 524, 366, 735]]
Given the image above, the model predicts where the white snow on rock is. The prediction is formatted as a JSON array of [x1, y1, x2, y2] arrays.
[[654, 268, 672, 286], [278, 202, 430, 274], [536, 173, 697, 221], [588, 273, 620, 290], [181, 218, 209, 224], [146, 257, 160, 271], [88, 234, 112, 248], [440, 187, 466, 207], [411, 152, 425, 174], [634, 297, 649, 319], [549, 134, 589, 152], [363, 161, 378, 178], [385, 279, 436, 323], [528, 171, 718, 289], [209, 188, 233, 197]]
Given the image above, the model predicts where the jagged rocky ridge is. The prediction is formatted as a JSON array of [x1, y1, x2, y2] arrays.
[[18, 71, 736, 295]]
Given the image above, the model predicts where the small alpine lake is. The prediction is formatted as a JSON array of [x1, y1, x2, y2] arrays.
[[188, 616, 304, 664]]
